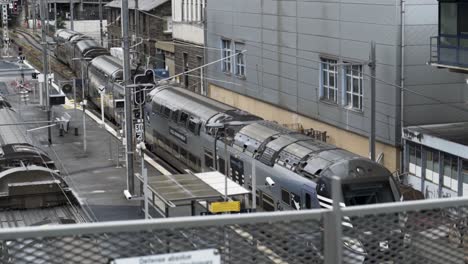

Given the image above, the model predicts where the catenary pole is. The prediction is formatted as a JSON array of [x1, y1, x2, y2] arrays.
[[69, 0, 74, 30], [98, 0, 103, 46], [32, 0, 36, 33], [134, 0, 138, 54], [369, 41, 376, 161], [40, 0, 51, 144], [122, 0, 135, 195]]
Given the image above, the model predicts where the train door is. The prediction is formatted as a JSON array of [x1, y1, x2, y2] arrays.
[[230, 156, 244, 185], [302, 185, 319, 209]]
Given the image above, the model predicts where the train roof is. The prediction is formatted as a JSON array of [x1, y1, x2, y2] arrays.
[[149, 85, 393, 183], [90, 55, 123, 78], [150, 86, 238, 122], [76, 39, 104, 54], [55, 29, 81, 42], [232, 113, 392, 181]]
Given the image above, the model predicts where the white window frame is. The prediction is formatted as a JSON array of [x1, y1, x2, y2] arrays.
[[164, 16, 173, 33], [320, 59, 338, 103], [235, 42, 245, 77], [221, 39, 232, 73], [345, 64, 363, 111]]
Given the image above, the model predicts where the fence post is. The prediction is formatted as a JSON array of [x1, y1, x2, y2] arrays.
[[324, 176, 343, 264]]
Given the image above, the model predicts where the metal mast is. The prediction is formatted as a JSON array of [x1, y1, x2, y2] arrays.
[[98, 0, 103, 46], [369, 41, 376, 161], [122, 0, 134, 194]]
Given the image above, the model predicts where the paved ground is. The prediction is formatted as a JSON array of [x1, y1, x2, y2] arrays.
[[0, 59, 163, 222]]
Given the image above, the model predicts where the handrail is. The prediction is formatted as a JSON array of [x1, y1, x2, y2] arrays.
[[430, 35, 468, 68]]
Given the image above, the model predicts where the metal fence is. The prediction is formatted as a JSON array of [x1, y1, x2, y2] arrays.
[[1, 195, 468, 263]]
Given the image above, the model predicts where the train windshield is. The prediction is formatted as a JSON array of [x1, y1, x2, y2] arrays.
[[342, 181, 395, 206]]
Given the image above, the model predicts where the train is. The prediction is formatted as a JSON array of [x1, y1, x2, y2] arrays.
[[54, 29, 401, 212], [53, 28, 407, 262], [144, 85, 400, 211]]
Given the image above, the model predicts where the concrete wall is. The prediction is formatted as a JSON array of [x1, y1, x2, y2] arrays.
[[63, 20, 107, 45], [209, 83, 399, 172], [205, 0, 468, 171], [206, 0, 401, 148]]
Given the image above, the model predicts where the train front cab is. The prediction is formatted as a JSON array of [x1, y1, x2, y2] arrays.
[[314, 164, 403, 263]]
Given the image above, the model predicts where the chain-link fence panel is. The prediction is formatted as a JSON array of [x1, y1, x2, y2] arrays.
[[0, 212, 324, 264], [342, 204, 468, 264]]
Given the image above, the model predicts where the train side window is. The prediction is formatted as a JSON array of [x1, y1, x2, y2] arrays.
[[179, 148, 188, 160], [218, 157, 226, 174], [262, 193, 275, 212], [162, 106, 171, 118], [170, 110, 179, 123], [281, 188, 290, 205], [179, 111, 189, 125], [305, 193, 312, 209], [189, 153, 197, 167], [204, 150, 214, 169], [291, 192, 301, 210], [171, 142, 179, 157], [188, 119, 198, 134], [152, 102, 161, 114]]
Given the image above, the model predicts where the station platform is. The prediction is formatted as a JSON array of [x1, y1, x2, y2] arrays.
[[0, 59, 164, 222]]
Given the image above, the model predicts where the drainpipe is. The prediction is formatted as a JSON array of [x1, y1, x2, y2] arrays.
[[202, 0, 207, 96], [400, 0, 406, 173]]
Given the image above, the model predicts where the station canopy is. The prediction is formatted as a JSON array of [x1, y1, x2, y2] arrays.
[[142, 171, 249, 207]]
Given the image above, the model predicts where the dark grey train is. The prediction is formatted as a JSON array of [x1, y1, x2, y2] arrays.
[[54, 29, 109, 72], [54, 29, 134, 123], [54, 29, 400, 212], [144, 85, 400, 212]]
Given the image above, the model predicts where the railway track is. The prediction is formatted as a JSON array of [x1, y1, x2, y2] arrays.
[[12, 27, 184, 177], [11, 28, 75, 81]]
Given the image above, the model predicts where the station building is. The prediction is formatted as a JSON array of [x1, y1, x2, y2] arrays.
[[204, 0, 468, 174], [403, 0, 468, 198]]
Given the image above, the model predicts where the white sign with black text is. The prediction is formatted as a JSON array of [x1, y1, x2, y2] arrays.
[[111, 249, 220, 264], [135, 119, 144, 143]]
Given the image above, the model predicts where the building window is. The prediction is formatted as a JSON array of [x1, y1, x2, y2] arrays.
[[164, 16, 173, 33], [221, 39, 232, 73], [281, 188, 290, 205], [408, 143, 422, 177], [320, 58, 338, 103], [345, 64, 363, 110], [463, 160, 468, 195], [440, 2, 458, 47], [443, 154, 458, 191], [425, 148, 440, 184], [183, 52, 189, 88], [235, 42, 245, 77]]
